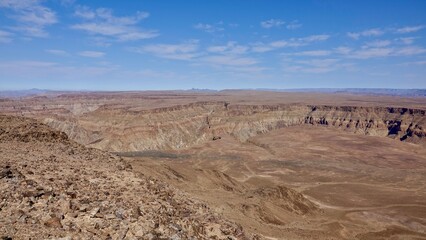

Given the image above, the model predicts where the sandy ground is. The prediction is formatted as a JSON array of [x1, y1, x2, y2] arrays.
[[127, 125, 426, 239]]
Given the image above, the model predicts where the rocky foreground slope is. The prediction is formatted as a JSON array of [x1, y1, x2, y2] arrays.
[[41, 102, 426, 152], [0, 115, 253, 239]]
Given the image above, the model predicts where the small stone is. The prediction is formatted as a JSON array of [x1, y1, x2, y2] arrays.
[[44, 216, 62, 228], [132, 224, 145, 237], [117, 226, 129, 240], [171, 234, 181, 240], [57, 236, 72, 240], [89, 207, 100, 217], [115, 208, 125, 219], [144, 233, 155, 240], [79, 205, 87, 212], [105, 214, 116, 219], [170, 223, 182, 232]]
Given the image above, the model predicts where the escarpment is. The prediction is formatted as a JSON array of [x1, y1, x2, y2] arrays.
[[40, 102, 426, 152]]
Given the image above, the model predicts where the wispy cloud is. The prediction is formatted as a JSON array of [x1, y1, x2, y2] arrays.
[[334, 46, 352, 55], [290, 50, 332, 56], [74, 5, 96, 19], [395, 25, 424, 34], [202, 41, 261, 69], [349, 48, 393, 59], [133, 40, 200, 60], [283, 58, 342, 73], [398, 37, 416, 45], [0, 0, 57, 37], [286, 21, 302, 30], [78, 51, 105, 58], [0, 60, 114, 80], [400, 60, 426, 66], [194, 23, 224, 33], [347, 28, 384, 40], [0, 60, 58, 68], [251, 34, 330, 53], [0, 29, 13, 43], [202, 55, 257, 66], [343, 46, 426, 59], [261, 19, 285, 29], [363, 40, 391, 48], [394, 46, 426, 56], [45, 49, 69, 56], [207, 41, 248, 54], [71, 6, 158, 42]]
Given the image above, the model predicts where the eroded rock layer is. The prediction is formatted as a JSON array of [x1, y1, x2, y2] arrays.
[[39, 102, 426, 152]]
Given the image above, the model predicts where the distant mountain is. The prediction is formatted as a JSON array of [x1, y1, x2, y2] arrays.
[[0, 88, 51, 98], [252, 88, 426, 97], [1, 88, 425, 98], [185, 88, 219, 93]]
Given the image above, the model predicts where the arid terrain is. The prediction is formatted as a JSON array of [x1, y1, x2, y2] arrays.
[[1, 90, 426, 239]]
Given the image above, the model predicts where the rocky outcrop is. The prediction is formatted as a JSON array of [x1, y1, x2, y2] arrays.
[[251, 186, 319, 215], [41, 102, 426, 152], [0, 115, 69, 143], [42, 118, 102, 145]]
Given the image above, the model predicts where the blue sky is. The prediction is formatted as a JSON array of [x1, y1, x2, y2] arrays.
[[0, 0, 426, 90]]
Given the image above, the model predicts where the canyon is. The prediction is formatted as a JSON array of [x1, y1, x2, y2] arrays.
[[1, 90, 426, 239]]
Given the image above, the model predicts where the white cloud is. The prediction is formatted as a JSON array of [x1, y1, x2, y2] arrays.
[[0, 0, 57, 37], [363, 40, 391, 48], [225, 66, 268, 74], [194, 23, 224, 33], [334, 46, 352, 55], [283, 58, 341, 73], [401, 60, 426, 66], [398, 37, 416, 45], [346, 46, 426, 59], [291, 50, 332, 56], [349, 48, 393, 59], [202, 55, 257, 66], [116, 31, 158, 41], [261, 19, 285, 29], [0, 60, 114, 80], [394, 46, 426, 56], [207, 42, 248, 54], [0, 60, 58, 68], [251, 34, 330, 53], [395, 25, 424, 34], [301, 34, 330, 42], [72, 6, 157, 42], [133, 40, 200, 60], [74, 5, 96, 19], [0, 29, 13, 43], [347, 28, 384, 40], [286, 21, 302, 30], [45, 49, 69, 56], [78, 51, 105, 58], [297, 59, 339, 67], [251, 44, 274, 53]]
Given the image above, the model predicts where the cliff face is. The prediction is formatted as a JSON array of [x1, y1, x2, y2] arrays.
[[41, 102, 426, 152]]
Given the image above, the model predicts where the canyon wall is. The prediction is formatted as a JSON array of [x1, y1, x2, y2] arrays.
[[40, 102, 426, 152]]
